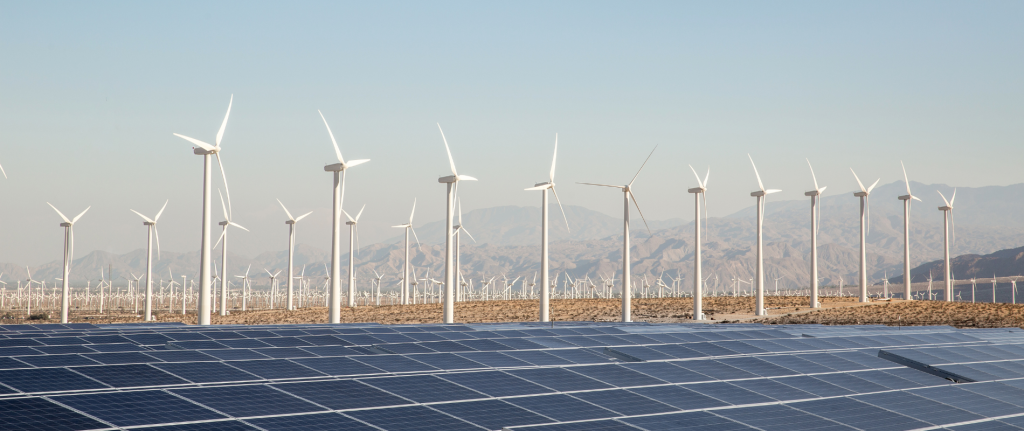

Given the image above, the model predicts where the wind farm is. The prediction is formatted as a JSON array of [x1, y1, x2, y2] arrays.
[[3, 3, 1024, 430]]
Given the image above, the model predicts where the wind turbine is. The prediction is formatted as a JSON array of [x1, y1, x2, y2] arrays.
[[277, 199, 312, 311], [130, 200, 168, 321], [850, 168, 880, 303], [392, 199, 421, 305], [318, 110, 370, 323], [214, 190, 247, 316], [578, 146, 656, 322], [453, 200, 476, 303], [525, 134, 570, 322], [686, 165, 709, 320], [898, 162, 922, 301], [47, 203, 89, 323], [805, 159, 826, 308], [747, 154, 780, 316], [172, 95, 234, 325], [436, 124, 477, 323], [938, 188, 957, 302], [342, 204, 365, 308]]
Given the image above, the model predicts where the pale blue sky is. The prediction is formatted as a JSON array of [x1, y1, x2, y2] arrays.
[[1, 1, 1021, 265]]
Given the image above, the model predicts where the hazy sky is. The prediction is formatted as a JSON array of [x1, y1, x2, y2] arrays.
[[1, 1, 1021, 265]]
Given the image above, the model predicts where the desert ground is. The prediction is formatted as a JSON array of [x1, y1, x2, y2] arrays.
[[10, 296, 1022, 329]]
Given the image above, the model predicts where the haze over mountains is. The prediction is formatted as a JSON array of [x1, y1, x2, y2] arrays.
[[6, 180, 1024, 291]]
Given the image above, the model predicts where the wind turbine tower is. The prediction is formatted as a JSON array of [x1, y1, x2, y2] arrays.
[[804, 160, 826, 308], [46, 203, 89, 324], [342, 205, 365, 308], [436, 124, 476, 324], [747, 155, 780, 316], [318, 110, 369, 323], [278, 199, 312, 311], [850, 168, 879, 303], [898, 162, 922, 300], [392, 199, 420, 305], [938, 189, 957, 302], [687, 165, 709, 320], [525, 134, 569, 322], [130, 200, 168, 321]]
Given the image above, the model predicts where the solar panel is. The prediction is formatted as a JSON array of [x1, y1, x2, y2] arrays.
[[621, 410, 757, 430], [507, 367, 614, 391], [200, 348, 270, 360], [714, 403, 856, 431], [154, 361, 262, 383], [290, 356, 384, 376], [84, 351, 159, 364], [224, 359, 325, 379], [431, 399, 553, 429], [359, 375, 486, 403], [439, 370, 555, 397], [770, 376, 855, 397], [788, 397, 932, 430], [511, 419, 641, 430], [505, 393, 619, 421], [852, 390, 986, 426], [673, 360, 759, 380], [628, 384, 730, 409], [16, 353, 99, 367], [717, 357, 800, 377], [172, 384, 327, 417], [503, 350, 575, 366], [272, 380, 413, 410], [544, 348, 614, 364], [567, 364, 666, 387], [0, 396, 108, 430], [812, 373, 892, 394], [405, 352, 487, 370], [344, 405, 483, 431], [0, 367, 108, 392], [730, 378, 819, 401], [353, 354, 438, 372], [247, 412, 379, 431], [54, 389, 225, 426]]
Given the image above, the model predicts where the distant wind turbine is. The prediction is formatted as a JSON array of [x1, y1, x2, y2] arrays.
[[318, 110, 369, 323], [579, 146, 657, 322], [130, 199, 168, 321], [748, 155, 780, 316], [214, 190, 247, 316], [850, 168, 880, 302], [938, 188, 957, 302], [805, 159, 826, 308], [392, 199, 421, 305], [342, 204, 365, 308], [898, 161, 922, 300], [46, 202, 90, 323], [453, 200, 477, 303], [172, 94, 234, 325], [525, 134, 570, 322], [278, 199, 312, 311], [687, 165, 709, 320], [436, 124, 477, 324]]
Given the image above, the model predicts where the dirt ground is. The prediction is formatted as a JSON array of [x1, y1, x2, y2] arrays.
[[752, 300, 1024, 328], [6, 296, 861, 325]]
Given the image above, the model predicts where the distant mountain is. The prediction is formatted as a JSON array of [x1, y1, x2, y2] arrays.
[[6, 181, 1024, 292], [893, 245, 1024, 283]]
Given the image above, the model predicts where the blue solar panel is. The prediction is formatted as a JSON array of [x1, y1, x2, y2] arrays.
[[54, 389, 225, 426], [770, 376, 856, 397], [457, 351, 533, 367], [345, 405, 483, 431], [622, 410, 757, 430], [33, 344, 94, 354], [199, 348, 270, 360], [405, 352, 486, 370], [248, 412, 379, 430], [788, 397, 932, 430], [629, 384, 730, 409], [717, 357, 800, 377], [813, 373, 891, 393], [508, 367, 614, 391], [0, 396, 108, 430], [0, 367, 108, 392], [503, 349, 575, 366], [224, 359, 325, 379], [272, 379, 413, 410], [674, 360, 759, 380], [154, 361, 261, 383], [852, 390, 986, 426], [545, 348, 614, 364], [730, 378, 819, 401], [290, 356, 384, 376], [70, 364, 189, 388], [144, 350, 217, 362], [84, 351, 159, 364], [570, 389, 679, 415], [505, 393, 619, 421], [16, 353, 99, 367], [432, 399, 552, 429], [439, 370, 555, 397], [568, 364, 666, 387], [360, 375, 486, 403], [172, 384, 327, 417], [713, 403, 856, 431]]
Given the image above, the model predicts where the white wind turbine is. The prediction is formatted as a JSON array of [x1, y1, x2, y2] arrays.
[[898, 161, 922, 301], [453, 200, 476, 303], [579, 146, 657, 322], [436, 124, 477, 324], [938, 188, 957, 302], [747, 154, 780, 316], [130, 200, 168, 322], [342, 204, 366, 308], [277, 199, 312, 311], [214, 190, 247, 316], [686, 165, 709, 320], [850, 168, 880, 303], [525, 134, 570, 322], [172, 95, 235, 325], [391, 199, 421, 306], [318, 110, 370, 323], [46, 203, 90, 323], [804, 159, 826, 308]]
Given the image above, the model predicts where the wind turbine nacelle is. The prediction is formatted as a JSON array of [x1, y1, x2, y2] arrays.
[[804, 190, 821, 197], [143, 222, 155, 226], [285, 220, 296, 225], [346, 221, 357, 226], [324, 163, 345, 172], [193, 148, 218, 155], [750, 191, 767, 197], [218, 221, 229, 226], [438, 175, 458, 183], [687, 187, 704, 194], [854, 191, 868, 197], [898, 195, 912, 201], [939, 206, 952, 211]]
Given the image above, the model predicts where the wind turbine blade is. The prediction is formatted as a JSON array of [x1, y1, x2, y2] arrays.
[[437, 123, 458, 176], [130, 209, 154, 223], [867, 178, 880, 193], [457, 199, 463, 226], [341, 208, 355, 223], [214, 229, 225, 250], [0, 161, 6, 179], [346, 159, 370, 168], [628, 145, 658, 187], [549, 133, 558, 183], [229, 222, 249, 232], [277, 199, 295, 221], [295, 211, 313, 222], [764, 189, 782, 194], [318, 110, 345, 164], [748, 154, 766, 192], [216, 153, 232, 219], [629, 191, 652, 236], [218, 189, 229, 221], [265, 268, 273, 277], [461, 226, 477, 243], [409, 198, 416, 224], [951, 188, 956, 206], [703, 167, 710, 189], [850, 168, 866, 193], [901, 160, 912, 195], [154, 226, 161, 260], [411, 227, 422, 252], [173, 133, 215, 151], [456, 175, 477, 181], [524, 185, 549, 191], [819, 186, 827, 194], [806, 158, 819, 191], [912, 195, 922, 202], [47, 203, 71, 223], [72, 206, 90, 224], [155, 199, 169, 222], [688, 165, 703, 187], [274, 270, 282, 277], [551, 186, 570, 233], [577, 182, 624, 189], [216, 95, 233, 147], [937, 190, 951, 207], [355, 204, 365, 221], [246, 264, 251, 277]]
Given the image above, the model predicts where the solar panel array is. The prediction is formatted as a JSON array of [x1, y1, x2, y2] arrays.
[[0, 321, 1022, 430]]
